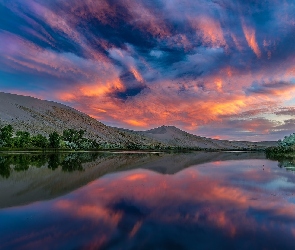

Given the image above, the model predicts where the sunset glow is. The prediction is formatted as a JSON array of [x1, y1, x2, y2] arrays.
[[0, 0, 295, 140]]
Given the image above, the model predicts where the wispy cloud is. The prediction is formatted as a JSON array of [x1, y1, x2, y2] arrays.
[[0, 0, 295, 140]]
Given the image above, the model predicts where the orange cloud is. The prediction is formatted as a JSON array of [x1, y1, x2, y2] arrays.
[[215, 78, 223, 92], [190, 16, 226, 47], [130, 67, 144, 83], [125, 173, 147, 181], [242, 23, 261, 58], [125, 119, 147, 127], [79, 79, 125, 97]]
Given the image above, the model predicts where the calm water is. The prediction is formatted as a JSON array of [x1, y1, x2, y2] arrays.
[[1, 152, 295, 249]]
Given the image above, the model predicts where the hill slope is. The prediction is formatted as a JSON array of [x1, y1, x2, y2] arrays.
[[0, 92, 277, 149], [0, 92, 158, 147], [139, 125, 277, 150]]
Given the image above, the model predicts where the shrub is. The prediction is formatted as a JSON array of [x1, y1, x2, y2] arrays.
[[279, 133, 295, 149], [49, 131, 60, 148], [0, 125, 13, 147], [31, 134, 48, 148], [14, 131, 31, 148]]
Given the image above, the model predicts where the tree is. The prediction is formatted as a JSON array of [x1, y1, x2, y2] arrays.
[[126, 142, 141, 150], [0, 125, 13, 147], [31, 134, 48, 149], [62, 129, 85, 143], [49, 131, 60, 148], [279, 133, 295, 149], [14, 131, 31, 148], [79, 138, 99, 150], [62, 129, 89, 150]]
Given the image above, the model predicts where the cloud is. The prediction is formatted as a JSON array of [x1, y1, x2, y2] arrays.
[[1, 0, 295, 139], [195, 117, 280, 141], [246, 81, 295, 96], [275, 107, 295, 116], [242, 22, 261, 58]]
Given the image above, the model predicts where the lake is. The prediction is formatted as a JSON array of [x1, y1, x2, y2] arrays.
[[0, 151, 295, 249]]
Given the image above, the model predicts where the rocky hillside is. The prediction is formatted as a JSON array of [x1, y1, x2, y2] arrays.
[[139, 126, 277, 150], [0, 92, 277, 149], [0, 92, 158, 147]]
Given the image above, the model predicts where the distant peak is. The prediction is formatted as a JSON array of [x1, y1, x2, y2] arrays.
[[146, 125, 181, 134], [158, 125, 177, 129], [146, 126, 167, 134]]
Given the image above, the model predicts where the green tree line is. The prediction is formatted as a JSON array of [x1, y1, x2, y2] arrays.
[[266, 132, 295, 154], [0, 125, 99, 150], [0, 125, 204, 151]]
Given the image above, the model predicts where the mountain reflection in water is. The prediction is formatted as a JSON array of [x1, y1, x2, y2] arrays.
[[0, 151, 266, 208], [1, 152, 295, 249]]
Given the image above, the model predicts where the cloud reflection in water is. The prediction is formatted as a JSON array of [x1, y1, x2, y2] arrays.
[[1, 159, 295, 249]]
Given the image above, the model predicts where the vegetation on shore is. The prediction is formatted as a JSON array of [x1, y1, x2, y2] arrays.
[[0, 125, 100, 150], [265, 133, 295, 171], [266, 133, 295, 155], [0, 124, 202, 151], [0, 124, 275, 152]]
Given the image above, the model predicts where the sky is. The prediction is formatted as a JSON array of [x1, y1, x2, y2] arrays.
[[0, 0, 295, 141]]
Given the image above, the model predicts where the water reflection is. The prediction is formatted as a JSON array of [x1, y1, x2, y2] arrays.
[[266, 152, 295, 172], [0, 152, 104, 177], [0, 151, 268, 177], [0, 151, 266, 208], [279, 159, 295, 171], [0, 152, 163, 208], [1, 155, 295, 249]]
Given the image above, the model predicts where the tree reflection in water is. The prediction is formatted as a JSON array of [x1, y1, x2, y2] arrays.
[[266, 151, 295, 171], [0, 152, 103, 177]]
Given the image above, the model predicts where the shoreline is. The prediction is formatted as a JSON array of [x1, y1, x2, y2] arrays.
[[0, 148, 267, 154]]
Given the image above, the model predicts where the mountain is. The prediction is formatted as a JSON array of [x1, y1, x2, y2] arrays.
[[138, 125, 277, 150], [0, 92, 158, 147], [0, 92, 277, 149]]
